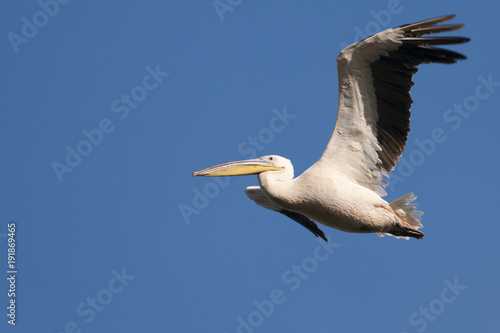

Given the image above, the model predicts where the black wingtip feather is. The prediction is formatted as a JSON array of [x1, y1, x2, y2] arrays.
[[280, 209, 328, 242], [370, 15, 469, 172], [398, 14, 457, 31]]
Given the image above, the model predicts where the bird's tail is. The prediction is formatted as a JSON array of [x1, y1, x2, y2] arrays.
[[390, 193, 423, 229], [377, 193, 424, 239]]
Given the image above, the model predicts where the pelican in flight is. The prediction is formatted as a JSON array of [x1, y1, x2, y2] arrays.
[[193, 15, 469, 241]]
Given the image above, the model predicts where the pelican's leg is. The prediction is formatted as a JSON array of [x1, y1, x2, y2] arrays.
[[389, 226, 425, 239]]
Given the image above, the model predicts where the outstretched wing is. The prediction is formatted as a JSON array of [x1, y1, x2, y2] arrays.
[[244, 186, 328, 241], [313, 15, 469, 196]]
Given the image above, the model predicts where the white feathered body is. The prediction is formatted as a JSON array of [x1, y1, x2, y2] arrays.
[[258, 161, 397, 235]]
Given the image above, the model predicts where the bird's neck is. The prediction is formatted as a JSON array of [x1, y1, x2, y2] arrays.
[[258, 172, 297, 210]]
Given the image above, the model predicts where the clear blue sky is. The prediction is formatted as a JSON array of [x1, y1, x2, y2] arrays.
[[1, 1, 499, 332]]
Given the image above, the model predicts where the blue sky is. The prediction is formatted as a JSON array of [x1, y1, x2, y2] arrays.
[[1, 1, 499, 332]]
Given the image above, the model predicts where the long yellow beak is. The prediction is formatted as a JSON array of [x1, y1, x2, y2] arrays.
[[193, 158, 283, 177]]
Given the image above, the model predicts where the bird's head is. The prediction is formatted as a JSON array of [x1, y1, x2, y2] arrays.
[[192, 155, 293, 180]]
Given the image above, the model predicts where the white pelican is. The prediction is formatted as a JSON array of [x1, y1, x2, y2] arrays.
[[193, 15, 469, 241]]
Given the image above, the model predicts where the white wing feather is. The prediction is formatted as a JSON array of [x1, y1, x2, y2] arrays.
[[307, 15, 468, 196]]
